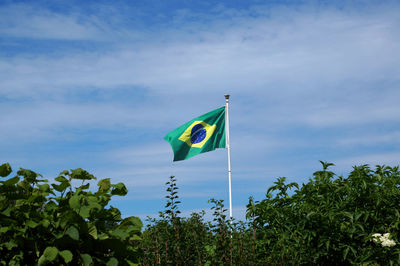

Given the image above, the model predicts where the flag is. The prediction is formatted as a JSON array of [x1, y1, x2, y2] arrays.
[[164, 107, 226, 161]]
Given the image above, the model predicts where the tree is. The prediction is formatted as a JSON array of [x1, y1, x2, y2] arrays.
[[141, 176, 256, 265], [0, 163, 142, 265], [248, 162, 400, 264]]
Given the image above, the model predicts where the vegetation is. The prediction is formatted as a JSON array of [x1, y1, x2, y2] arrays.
[[140, 176, 255, 265], [1, 161, 400, 265], [141, 162, 400, 265], [0, 163, 142, 265], [248, 162, 400, 264]]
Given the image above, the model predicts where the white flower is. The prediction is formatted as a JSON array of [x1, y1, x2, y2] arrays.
[[381, 239, 396, 247], [372, 232, 396, 247]]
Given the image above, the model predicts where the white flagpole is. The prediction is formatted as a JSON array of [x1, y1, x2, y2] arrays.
[[224, 94, 233, 221]]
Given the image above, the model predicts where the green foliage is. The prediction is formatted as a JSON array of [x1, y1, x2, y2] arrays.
[[2, 161, 399, 265], [141, 176, 211, 265], [0, 163, 142, 265], [141, 176, 256, 265], [248, 162, 400, 265], [142, 163, 400, 265]]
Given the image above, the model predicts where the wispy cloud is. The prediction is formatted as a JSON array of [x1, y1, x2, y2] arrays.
[[0, 3, 108, 40], [2, 2, 399, 97]]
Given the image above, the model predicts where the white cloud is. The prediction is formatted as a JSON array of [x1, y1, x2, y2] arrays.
[[1, 2, 399, 99], [0, 4, 108, 40]]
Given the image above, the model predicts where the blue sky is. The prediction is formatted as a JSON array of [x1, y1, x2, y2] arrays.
[[1, 0, 399, 222]]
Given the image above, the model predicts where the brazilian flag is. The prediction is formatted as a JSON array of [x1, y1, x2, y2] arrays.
[[164, 107, 226, 161]]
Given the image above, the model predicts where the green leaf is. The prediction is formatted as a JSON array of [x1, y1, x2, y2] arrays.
[[17, 168, 41, 183], [79, 205, 91, 218], [80, 183, 90, 189], [0, 163, 12, 177], [70, 168, 96, 180], [69, 195, 80, 210], [38, 183, 51, 193], [26, 220, 39, 228], [41, 246, 59, 262], [4, 240, 17, 250], [325, 240, 330, 250], [87, 196, 102, 210], [38, 256, 47, 265], [98, 233, 109, 240], [17, 180, 30, 190], [2, 206, 12, 216], [59, 250, 73, 263], [109, 228, 129, 240], [0, 226, 10, 233], [106, 257, 118, 266], [52, 183, 68, 192], [55, 175, 68, 182], [120, 216, 142, 233], [44, 201, 57, 213], [130, 235, 141, 241], [88, 224, 98, 239], [41, 219, 50, 228], [59, 170, 69, 176], [205, 244, 216, 255], [111, 183, 128, 196], [66, 226, 79, 240], [3, 176, 19, 186], [80, 254, 92, 266], [9, 253, 23, 266], [343, 246, 349, 260], [97, 178, 111, 194]]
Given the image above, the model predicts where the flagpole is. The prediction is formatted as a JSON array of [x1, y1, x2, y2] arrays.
[[224, 94, 233, 222]]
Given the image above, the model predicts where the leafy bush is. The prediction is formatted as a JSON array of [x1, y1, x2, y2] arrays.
[[141, 176, 256, 265], [248, 162, 400, 265], [141, 176, 213, 265], [0, 163, 142, 265]]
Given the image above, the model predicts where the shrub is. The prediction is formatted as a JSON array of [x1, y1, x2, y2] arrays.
[[248, 162, 400, 265], [0, 163, 142, 265]]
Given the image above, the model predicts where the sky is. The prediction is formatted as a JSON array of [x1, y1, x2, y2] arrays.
[[1, 0, 399, 222]]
